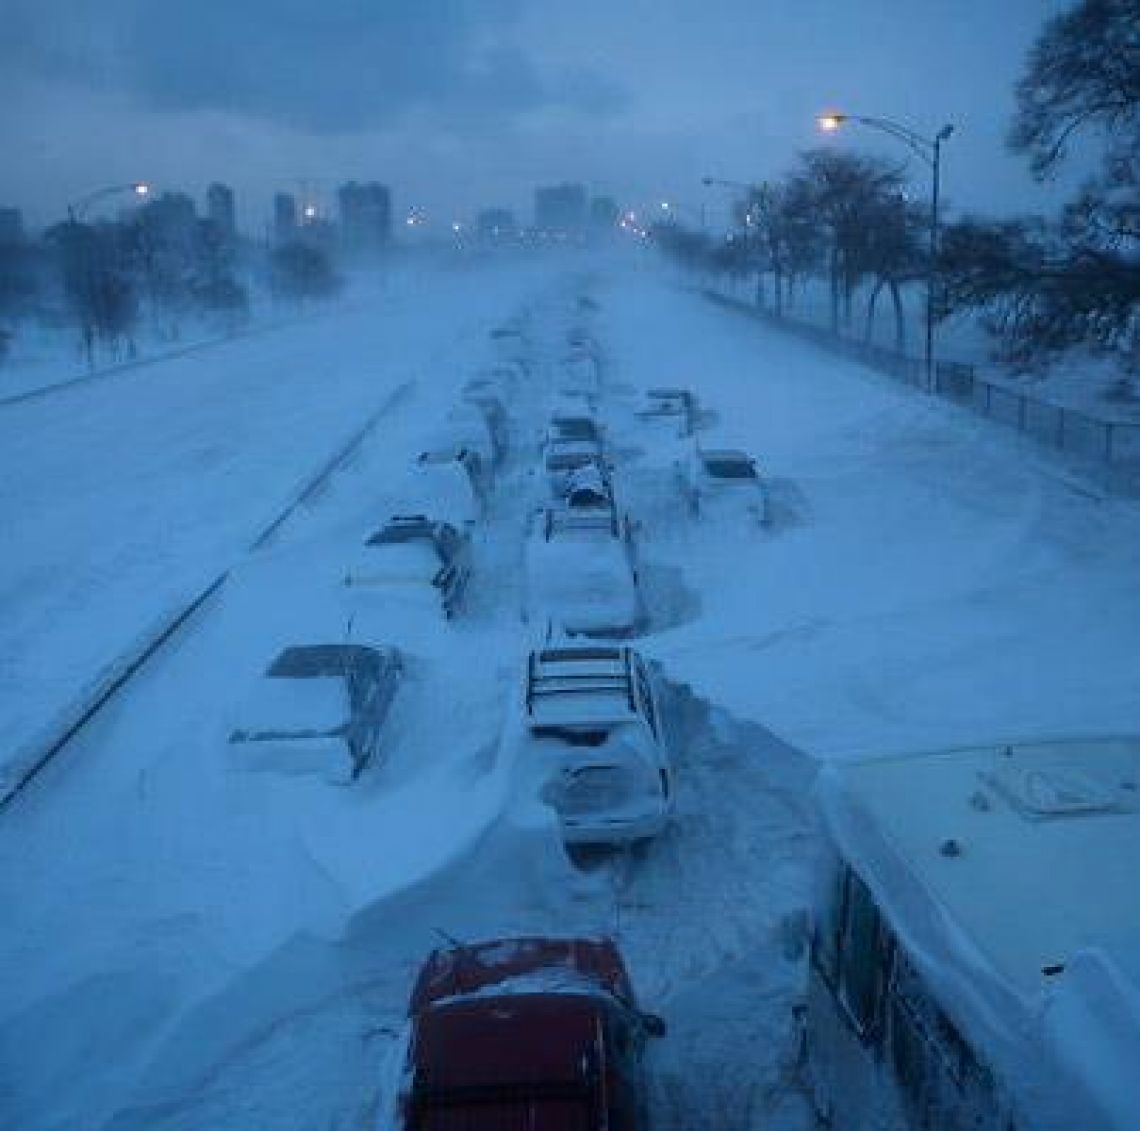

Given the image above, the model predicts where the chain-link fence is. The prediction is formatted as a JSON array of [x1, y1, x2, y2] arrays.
[[704, 288, 1140, 472]]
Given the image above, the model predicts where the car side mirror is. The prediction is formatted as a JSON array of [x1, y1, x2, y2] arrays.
[[641, 1012, 667, 1038]]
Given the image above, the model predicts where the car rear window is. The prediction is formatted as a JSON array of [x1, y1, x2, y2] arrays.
[[703, 455, 755, 479], [553, 418, 596, 440], [532, 726, 612, 747], [410, 1093, 594, 1130]]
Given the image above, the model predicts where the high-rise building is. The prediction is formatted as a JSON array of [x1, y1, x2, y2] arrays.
[[590, 196, 619, 231], [534, 184, 587, 237], [338, 181, 391, 253], [476, 208, 516, 243], [137, 192, 198, 262], [206, 183, 236, 241], [0, 207, 24, 243], [274, 192, 297, 244]]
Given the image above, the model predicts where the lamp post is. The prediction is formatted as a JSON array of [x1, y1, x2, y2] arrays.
[[817, 112, 953, 392], [702, 176, 777, 306], [63, 182, 150, 371], [67, 182, 151, 223], [701, 176, 761, 229]]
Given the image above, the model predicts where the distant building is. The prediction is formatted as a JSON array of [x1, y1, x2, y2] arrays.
[[534, 183, 588, 237], [590, 196, 619, 232], [476, 208, 516, 243], [274, 192, 297, 244], [206, 183, 236, 241], [338, 181, 392, 253], [137, 192, 198, 262], [0, 207, 24, 243]]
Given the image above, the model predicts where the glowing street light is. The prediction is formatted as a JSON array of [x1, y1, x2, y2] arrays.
[[701, 176, 762, 233], [816, 109, 954, 392], [67, 181, 152, 222]]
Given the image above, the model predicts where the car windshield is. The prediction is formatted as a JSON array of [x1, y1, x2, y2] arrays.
[[532, 726, 613, 746], [547, 450, 595, 470], [553, 418, 596, 440], [703, 455, 755, 479], [366, 519, 433, 546]]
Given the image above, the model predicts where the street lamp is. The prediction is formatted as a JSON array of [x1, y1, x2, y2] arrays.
[[67, 182, 151, 223], [701, 176, 766, 230], [658, 199, 706, 229], [817, 111, 953, 392], [62, 182, 149, 372]]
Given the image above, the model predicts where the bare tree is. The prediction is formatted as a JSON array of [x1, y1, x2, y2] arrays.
[[783, 149, 915, 334], [992, 0, 1140, 370]]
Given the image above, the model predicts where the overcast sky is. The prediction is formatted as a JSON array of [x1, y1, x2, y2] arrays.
[[2, 0, 1080, 234]]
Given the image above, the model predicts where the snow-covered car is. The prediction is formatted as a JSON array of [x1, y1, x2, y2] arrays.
[[564, 462, 613, 510], [561, 348, 601, 397], [228, 644, 402, 783], [542, 411, 606, 495], [677, 446, 768, 523], [461, 390, 509, 467], [395, 935, 664, 1128], [490, 325, 530, 371], [548, 410, 601, 442], [412, 446, 486, 529], [465, 362, 520, 401], [544, 441, 605, 497], [524, 505, 642, 638], [425, 406, 496, 484], [637, 386, 699, 438], [521, 644, 673, 844], [344, 515, 472, 618]]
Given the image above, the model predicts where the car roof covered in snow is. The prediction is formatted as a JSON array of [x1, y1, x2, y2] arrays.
[[698, 448, 753, 466], [541, 505, 619, 540], [646, 386, 694, 404], [525, 646, 639, 725], [411, 935, 631, 1012], [818, 737, 1140, 1127]]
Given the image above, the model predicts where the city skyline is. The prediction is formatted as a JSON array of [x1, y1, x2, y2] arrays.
[[4, 1, 1088, 232]]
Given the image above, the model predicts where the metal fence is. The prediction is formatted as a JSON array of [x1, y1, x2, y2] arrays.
[[703, 288, 1140, 471]]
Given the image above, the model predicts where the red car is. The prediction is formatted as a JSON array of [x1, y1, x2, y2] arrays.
[[398, 936, 665, 1129]]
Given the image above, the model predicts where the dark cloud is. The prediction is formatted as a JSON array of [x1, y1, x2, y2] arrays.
[[2, 0, 628, 132]]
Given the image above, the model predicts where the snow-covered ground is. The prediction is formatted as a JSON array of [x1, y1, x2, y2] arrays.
[[0, 259, 554, 795], [710, 270, 1140, 425], [1, 253, 1138, 1129]]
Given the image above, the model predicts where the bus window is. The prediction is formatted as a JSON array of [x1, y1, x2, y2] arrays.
[[837, 869, 891, 1038]]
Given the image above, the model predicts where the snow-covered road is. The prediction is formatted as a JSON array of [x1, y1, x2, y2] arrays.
[[1, 255, 1137, 1130], [0, 262, 555, 792]]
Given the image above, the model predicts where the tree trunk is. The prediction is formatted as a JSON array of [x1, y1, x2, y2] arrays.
[[889, 279, 905, 352], [829, 252, 840, 333], [865, 278, 885, 342]]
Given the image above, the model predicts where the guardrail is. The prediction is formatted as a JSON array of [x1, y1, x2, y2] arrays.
[[702, 288, 1140, 474]]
